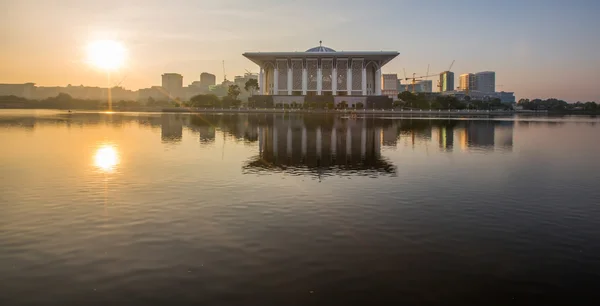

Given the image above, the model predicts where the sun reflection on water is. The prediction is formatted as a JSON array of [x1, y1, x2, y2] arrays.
[[94, 145, 119, 172]]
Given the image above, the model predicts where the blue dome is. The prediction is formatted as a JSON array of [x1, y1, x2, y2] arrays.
[[306, 45, 336, 52]]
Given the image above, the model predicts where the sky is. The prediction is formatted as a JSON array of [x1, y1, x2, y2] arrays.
[[1, 0, 599, 102]]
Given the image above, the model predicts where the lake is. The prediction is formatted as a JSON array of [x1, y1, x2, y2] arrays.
[[1, 110, 600, 305]]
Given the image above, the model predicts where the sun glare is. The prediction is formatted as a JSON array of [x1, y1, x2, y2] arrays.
[[94, 145, 120, 172], [86, 40, 126, 71]]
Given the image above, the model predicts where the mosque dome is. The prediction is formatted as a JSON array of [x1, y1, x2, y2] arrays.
[[306, 41, 336, 52]]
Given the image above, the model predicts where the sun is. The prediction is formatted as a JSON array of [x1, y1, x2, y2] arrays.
[[94, 145, 120, 172], [86, 40, 126, 71]]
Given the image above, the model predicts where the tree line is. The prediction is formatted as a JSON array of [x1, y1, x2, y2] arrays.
[[517, 98, 598, 111], [0, 93, 177, 110], [396, 91, 510, 110]]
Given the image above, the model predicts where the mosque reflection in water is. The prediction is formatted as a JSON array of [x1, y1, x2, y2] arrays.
[[1, 112, 519, 176], [246, 115, 396, 176]]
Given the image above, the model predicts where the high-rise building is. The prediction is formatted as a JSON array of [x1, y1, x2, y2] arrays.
[[200, 73, 216, 87], [418, 80, 433, 93], [439, 71, 454, 92], [161, 73, 183, 99], [475, 71, 495, 93], [382, 74, 398, 98], [398, 80, 431, 93], [459, 73, 476, 91]]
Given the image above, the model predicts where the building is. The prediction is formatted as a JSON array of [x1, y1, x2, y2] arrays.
[[459, 73, 476, 91], [475, 71, 495, 93], [439, 71, 454, 92], [382, 74, 398, 98], [138, 86, 168, 102], [0, 83, 36, 99], [161, 73, 183, 99], [419, 80, 433, 93], [498, 91, 516, 103], [244, 115, 396, 176], [200, 73, 216, 87], [234, 73, 259, 90], [242, 42, 399, 107], [398, 80, 431, 93]]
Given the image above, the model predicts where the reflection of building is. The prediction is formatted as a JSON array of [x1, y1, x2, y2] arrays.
[[244, 116, 396, 177], [438, 126, 454, 151], [161, 114, 183, 142], [382, 125, 398, 147], [466, 121, 495, 147], [494, 121, 514, 150]]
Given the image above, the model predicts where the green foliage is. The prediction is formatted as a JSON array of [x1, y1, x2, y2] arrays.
[[517, 98, 569, 110], [398, 91, 416, 102], [338, 101, 348, 109], [244, 79, 259, 96], [190, 94, 220, 107], [356, 102, 364, 109], [228, 85, 241, 100], [435, 95, 465, 109]]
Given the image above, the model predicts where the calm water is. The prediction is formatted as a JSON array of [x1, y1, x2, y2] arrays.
[[1, 110, 600, 305]]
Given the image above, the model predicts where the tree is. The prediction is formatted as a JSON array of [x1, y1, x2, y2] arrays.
[[190, 94, 220, 108], [244, 79, 259, 97], [338, 101, 348, 109], [228, 85, 241, 100], [356, 102, 364, 109], [398, 91, 416, 103]]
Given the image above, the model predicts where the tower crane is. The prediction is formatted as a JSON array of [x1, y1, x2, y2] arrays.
[[405, 72, 438, 93]]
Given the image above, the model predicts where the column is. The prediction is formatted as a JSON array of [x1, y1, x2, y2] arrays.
[[332, 67, 337, 95], [361, 67, 367, 95], [287, 66, 292, 95], [331, 128, 337, 155], [361, 126, 367, 158], [316, 127, 322, 159], [259, 67, 264, 95], [317, 66, 323, 95], [346, 66, 352, 95], [346, 127, 352, 157], [287, 126, 292, 156], [273, 127, 278, 158], [258, 127, 263, 154], [302, 67, 307, 95], [375, 68, 382, 95], [301, 127, 307, 157], [273, 68, 278, 96]]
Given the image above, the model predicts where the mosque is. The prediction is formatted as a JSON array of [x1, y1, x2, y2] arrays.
[[243, 42, 399, 108]]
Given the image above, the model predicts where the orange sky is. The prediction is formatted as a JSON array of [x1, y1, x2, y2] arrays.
[[1, 0, 599, 102]]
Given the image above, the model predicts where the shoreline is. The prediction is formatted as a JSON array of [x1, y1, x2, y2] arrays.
[[160, 108, 544, 116], [2, 107, 598, 116]]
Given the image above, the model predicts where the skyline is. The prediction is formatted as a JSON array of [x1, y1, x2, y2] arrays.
[[1, 0, 599, 102]]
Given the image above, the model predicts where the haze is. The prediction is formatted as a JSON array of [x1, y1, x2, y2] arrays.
[[1, 0, 599, 102]]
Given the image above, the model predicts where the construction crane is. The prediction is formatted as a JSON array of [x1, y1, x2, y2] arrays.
[[405, 72, 438, 93], [222, 60, 227, 82]]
